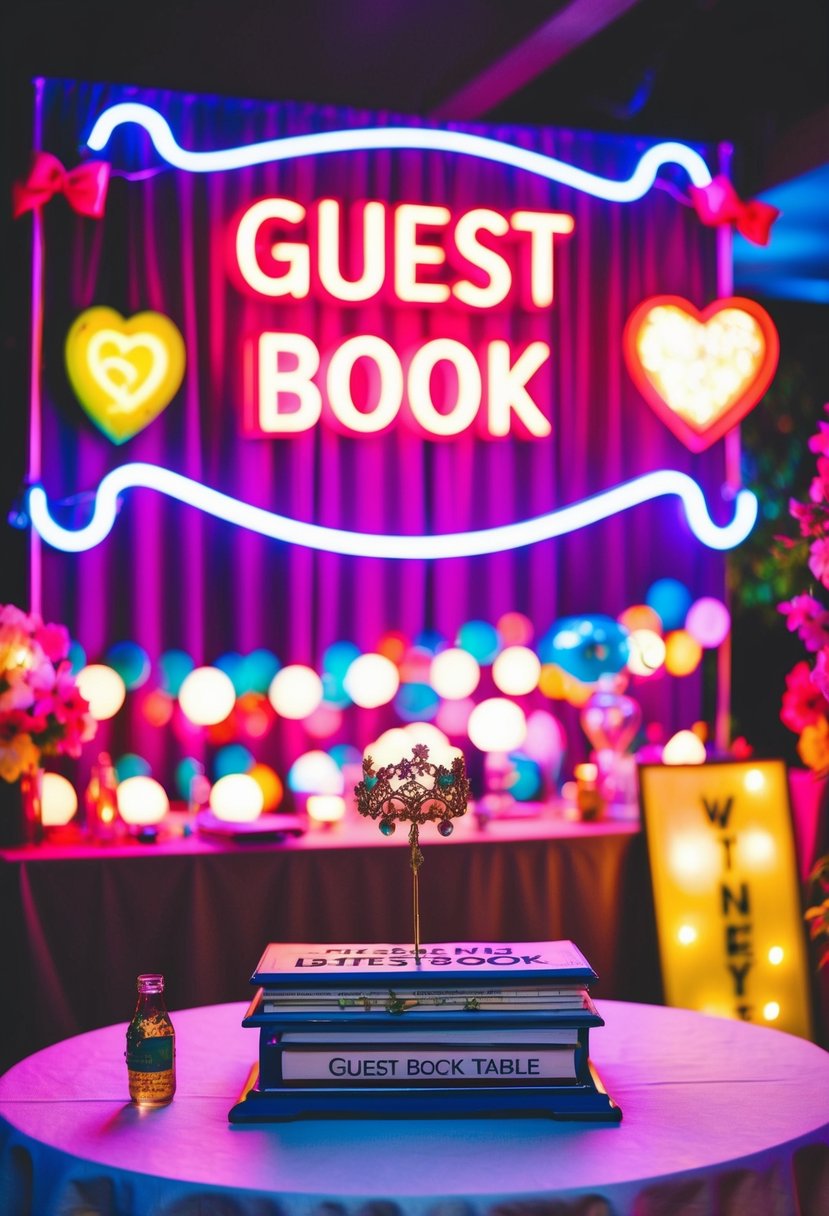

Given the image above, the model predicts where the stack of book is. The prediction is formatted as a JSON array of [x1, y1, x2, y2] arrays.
[[229, 941, 621, 1121]]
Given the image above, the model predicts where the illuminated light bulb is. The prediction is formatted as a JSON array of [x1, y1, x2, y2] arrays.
[[142, 690, 175, 727], [492, 646, 541, 696], [468, 698, 527, 753], [618, 604, 663, 635], [768, 946, 784, 966], [685, 597, 731, 648], [668, 834, 720, 890], [429, 648, 481, 699], [664, 630, 703, 677], [209, 772, 264, 823], [248, 763, 283, 812], [739, 829, 776, 869], [41, 772, 78, 827], [307, 794, 346, 824], [763, 1001, 781, 1022], [677, 924, 698, 946], [268, 664, 324, 719], [117, 776, 170, 826], [744, 768, 766, 793], [288, 750, 344, 795], [76, 664, 127, 720], [662, 730, 706, 765], [435, 697, 474, 737], [627, 629, 666, 676], [179, 666, 236, 726], [343, 653, 400, 708]]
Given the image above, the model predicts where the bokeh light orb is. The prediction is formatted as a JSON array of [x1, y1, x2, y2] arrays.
[[376, 631, 408, 664], [288, 750, 344, 795], [538, 616, 629, 683], [238, 649, 281, 695], [618, 604, 663, 635], [248, 763, 284, 812], [158, 649, 195, 696], [179, 666, 236, 726], [41, 772, 78, 827], [435, 697, 475, 737], [117, 776, 170, 826], [215, 652, 246, 695], [662, 730, 707, 765], [268, 665, 324, 719], [508, 753, 542, 801], [67, 640, 87, 675], [307, 794, 346, 824], [209, 772, 264, 822], [213, 743, 255, 780], [343, 653, 400, 708], [394, 682, 441, 721], [468, 698, 527, 753], [456, 620, 501, 664], [664, 630, 703, 677], [322, 640, 361, 678], [104, 641, 151, 691], [627, 629, 667, 677], [76, 664, 127, 721], [645, 578, 692, 631], [429, 648, 481, 699], [175, 757, 204, 800], [685, 597, 731, 648], [497, 611, 534, 646], [114, 753, 152, 782], [399, 647, 433, 684], [304, 703, 344, 739], [492, 646, 541, 696], [523, 710, 566, 774]]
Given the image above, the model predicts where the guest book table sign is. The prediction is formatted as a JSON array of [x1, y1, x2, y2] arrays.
[[231, 939, 621, 1122]]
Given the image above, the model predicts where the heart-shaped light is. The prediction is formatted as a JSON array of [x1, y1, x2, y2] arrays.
[[623, 296, 779, 452], [65, 307, 186, 444]]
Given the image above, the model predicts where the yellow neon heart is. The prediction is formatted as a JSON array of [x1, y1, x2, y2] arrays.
[[65, 307, 186, 444]]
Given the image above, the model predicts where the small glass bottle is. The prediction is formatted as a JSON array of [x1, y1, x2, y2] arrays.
[[85, 752, 120, 841], [125, 973, 176, 1106]]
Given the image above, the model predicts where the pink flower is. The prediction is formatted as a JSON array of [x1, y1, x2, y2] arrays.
[[809, 421, 829, 457], [779, 594, 829, 652], [33, 622, 70, 663], [809, 538, 829, 589], [812, 650, 829, 703], [781, 660, 827, 733]]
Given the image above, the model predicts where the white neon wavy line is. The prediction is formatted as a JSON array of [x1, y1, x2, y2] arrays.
[[86, 103, 713, 198], [27, 465, 756, 556]]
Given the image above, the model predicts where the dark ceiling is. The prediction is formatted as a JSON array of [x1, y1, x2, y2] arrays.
[[3, 0, 827, 190]]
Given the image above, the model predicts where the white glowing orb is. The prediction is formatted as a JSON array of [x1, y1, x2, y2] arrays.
[[468, 698, 527, 753], [668, 833, 720, 892], [209, 772, 264, 822], [768, 946, 784, 966], [677, 924, 698, 946], [626, 629, 666, 676], [117, 776, 170, 825], [179, 666, 236, 725], [76, 664, 127, 720], [763, 1001, 781, 1022], [743, 768, 766, 794], [429, 648, 481, 699], [288, 750, 345, 795], [738, 829, 776, 869], [662, 730, 706, 765], [307, 794, 346, 824], [491, 646, 541, 696], [41, 772, 78, 827], [268, 665, 324, 719], [343, 653, 400, 708], [369, 729, 413, 768]]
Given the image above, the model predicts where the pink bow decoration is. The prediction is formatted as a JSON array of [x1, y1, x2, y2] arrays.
[[689, 175, 781, 246], [12, 151, 110, 220]]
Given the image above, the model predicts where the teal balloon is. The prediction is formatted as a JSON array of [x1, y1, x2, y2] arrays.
[[67, 640, 86, 675], [237, 649, 280, 694], [105, 641, 151, 691], [456, 620, 501, 664], [213, 744, 254, 780], [215, 652, 246, 694], [323, 640, 361, 678], [114, 753, 151, 781], [175, 757, 204, 800], [542, 615, 630, 683], [646, 579, 692, 631], [394, 682, 440, 722], [159, 649, 195, 696], [508, 753, 542, 801]]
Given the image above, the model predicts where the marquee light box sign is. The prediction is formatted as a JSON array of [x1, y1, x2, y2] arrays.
[[23, 84, 776, 561], [638, 761, 814, 1040]]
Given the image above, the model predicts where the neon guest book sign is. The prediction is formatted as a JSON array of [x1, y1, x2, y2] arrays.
[[21, 88, 776, 557]]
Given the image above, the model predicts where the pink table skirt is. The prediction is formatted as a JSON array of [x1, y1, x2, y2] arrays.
[[1, 1001, 828, 1216]]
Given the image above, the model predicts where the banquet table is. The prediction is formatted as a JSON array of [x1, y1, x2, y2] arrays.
[[1, 1000, 827, 1216], [0, 809, 661, 1072]]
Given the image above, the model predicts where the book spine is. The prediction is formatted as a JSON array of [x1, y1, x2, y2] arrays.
[[277, 1047, 579, 1086]]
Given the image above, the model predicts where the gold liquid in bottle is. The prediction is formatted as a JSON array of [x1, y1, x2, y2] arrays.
[[126, 973, 176, 1106]]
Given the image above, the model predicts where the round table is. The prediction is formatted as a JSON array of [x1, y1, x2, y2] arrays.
[[1, 1001, 828, 1216]]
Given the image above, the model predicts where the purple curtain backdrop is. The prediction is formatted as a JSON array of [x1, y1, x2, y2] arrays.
[[33, 79, 726, 782]]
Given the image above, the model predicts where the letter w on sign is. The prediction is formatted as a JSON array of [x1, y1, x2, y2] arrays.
[[701, 796, 734, 829]]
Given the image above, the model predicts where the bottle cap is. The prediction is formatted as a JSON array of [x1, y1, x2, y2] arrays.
[[137, 973, 165, 993]]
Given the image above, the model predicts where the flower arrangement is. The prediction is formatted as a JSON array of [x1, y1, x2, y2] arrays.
[[0, 603, 96, 782], [777, 404, 829, 970]]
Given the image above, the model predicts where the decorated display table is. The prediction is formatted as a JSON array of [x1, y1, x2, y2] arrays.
[[0, 811, 658, 1072], [1, 1000, 827, 1216]]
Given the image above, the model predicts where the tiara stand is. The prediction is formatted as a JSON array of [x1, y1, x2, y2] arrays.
[[354, 744, 470, 958]]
